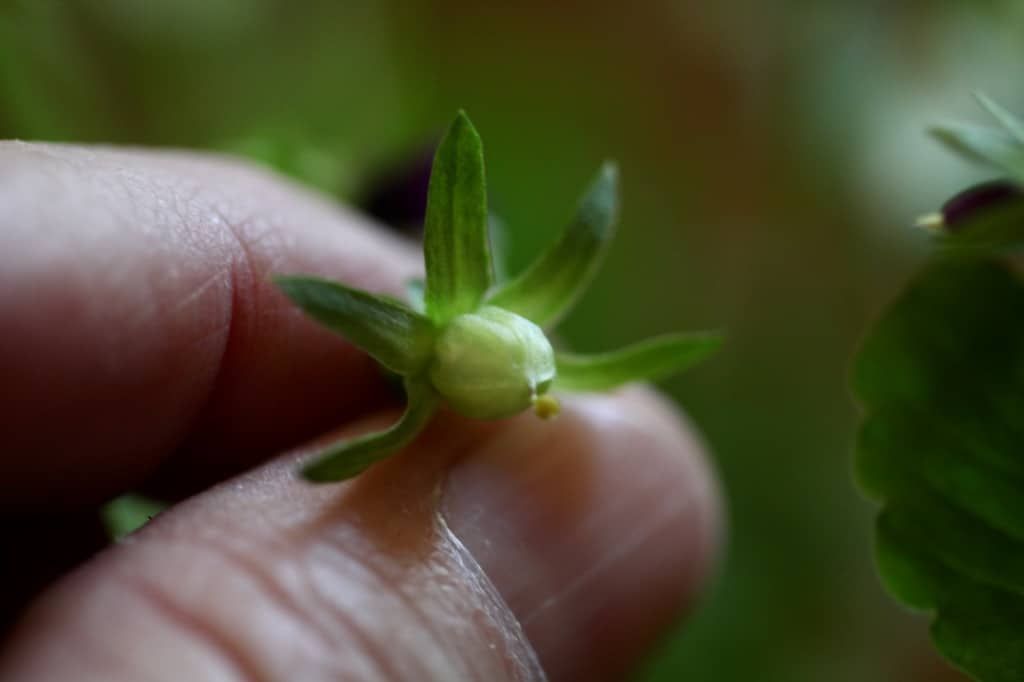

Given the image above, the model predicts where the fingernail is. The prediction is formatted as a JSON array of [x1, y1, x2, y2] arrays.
[[441, 389, 719, 682]]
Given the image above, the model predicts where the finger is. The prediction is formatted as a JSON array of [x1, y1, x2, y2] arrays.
[[0, 387, 720, 682], [0, 143, 421, 505]]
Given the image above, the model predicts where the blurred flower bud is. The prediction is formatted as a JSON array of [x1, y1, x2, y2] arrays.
[[939, 180, 1023, 232]]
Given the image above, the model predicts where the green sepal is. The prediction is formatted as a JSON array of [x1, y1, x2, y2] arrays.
[[488, 162, 619, 329], [553, 331, 721, 392], [423, 111, 493, 324], [929, 123, 1024, 181], [976, 91, 1024, 143], [301, 380, 438, 482], [274, 275, 435, 375]]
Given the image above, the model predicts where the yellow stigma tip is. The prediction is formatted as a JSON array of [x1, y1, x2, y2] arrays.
[[532, 394, 561, 420]]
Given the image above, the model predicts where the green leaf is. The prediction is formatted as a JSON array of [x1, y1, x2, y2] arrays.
[[102, 494, 166, 540], [853, 258, 1024, 681], [423, 111, 492, 323], [488, 162, 619, 329], [976, 91, 1024, 143], [301, 380, 438, 482], [275, 275, 435, 375], [553, 331, 721, 392], [929, 123, 1024, 181]]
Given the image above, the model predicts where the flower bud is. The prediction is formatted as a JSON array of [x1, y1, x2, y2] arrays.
[[917, 180, 1024, 232], [942, 180, 1023, 230], [429, 306, 556, 419]]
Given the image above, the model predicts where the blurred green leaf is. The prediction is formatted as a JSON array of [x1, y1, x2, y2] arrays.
[[930, 123, 1024, 181], [976, 91, 1024, 143], [274, 275, 435, 375], [553, 331, 721, 392], [488, 162, 618, 329], [423, 111, 492, 324], [219, 133, 350, 195], [301, 380, 437, 481], [102, 494, 166, 540], [853, 259, 1024, 681]]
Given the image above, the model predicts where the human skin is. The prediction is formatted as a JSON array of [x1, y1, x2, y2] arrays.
[[0, 143, 721, 682]]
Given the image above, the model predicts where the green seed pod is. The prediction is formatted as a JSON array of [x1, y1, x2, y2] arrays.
[[429, 306, 556, 419]]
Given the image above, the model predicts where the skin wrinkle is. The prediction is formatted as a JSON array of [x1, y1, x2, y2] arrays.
[[160, 535, 342, 656], [2, 573, 245, 682], [304, 533, 461, 681], [116, 572, 263, 682], [166, 515, 404, 681], [213, 540, 399, 681], [114, 533, 383, 681], [297, 555, 407, 682]]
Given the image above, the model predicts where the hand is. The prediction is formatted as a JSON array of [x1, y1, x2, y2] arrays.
[[0, 143, 720, 681]]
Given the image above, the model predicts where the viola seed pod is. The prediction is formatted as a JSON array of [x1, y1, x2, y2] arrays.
[[276, 111, 721, 482], [429, 305, 556, 419]]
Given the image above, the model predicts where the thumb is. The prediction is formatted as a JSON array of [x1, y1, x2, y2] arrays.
[[0, 388, 719, 682]]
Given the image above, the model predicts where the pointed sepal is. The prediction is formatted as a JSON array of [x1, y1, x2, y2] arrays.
[[300, 380, 438, 482], [274, 275, 435, 375], [423, 111, 493, 323], [488, 162, 618, 329], [553, 332, 721, 392]]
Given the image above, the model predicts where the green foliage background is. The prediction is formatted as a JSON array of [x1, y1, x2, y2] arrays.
[[5, 1, 1024, 679]]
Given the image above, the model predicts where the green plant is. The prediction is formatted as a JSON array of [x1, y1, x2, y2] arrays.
[[854, 94, 1024, 682], [276, 111, 721, 482]]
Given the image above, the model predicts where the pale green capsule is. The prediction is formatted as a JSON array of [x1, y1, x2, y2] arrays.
[[429, 306, 556, 419]]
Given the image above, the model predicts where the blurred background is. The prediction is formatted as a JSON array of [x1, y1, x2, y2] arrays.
[[3, 1, 1022, 679]]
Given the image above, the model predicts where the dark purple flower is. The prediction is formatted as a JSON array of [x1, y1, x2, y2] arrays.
[[359, 144, 436, 235]]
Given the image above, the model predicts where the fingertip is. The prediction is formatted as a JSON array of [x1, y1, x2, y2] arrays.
[[442, 386, 722, 681]]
